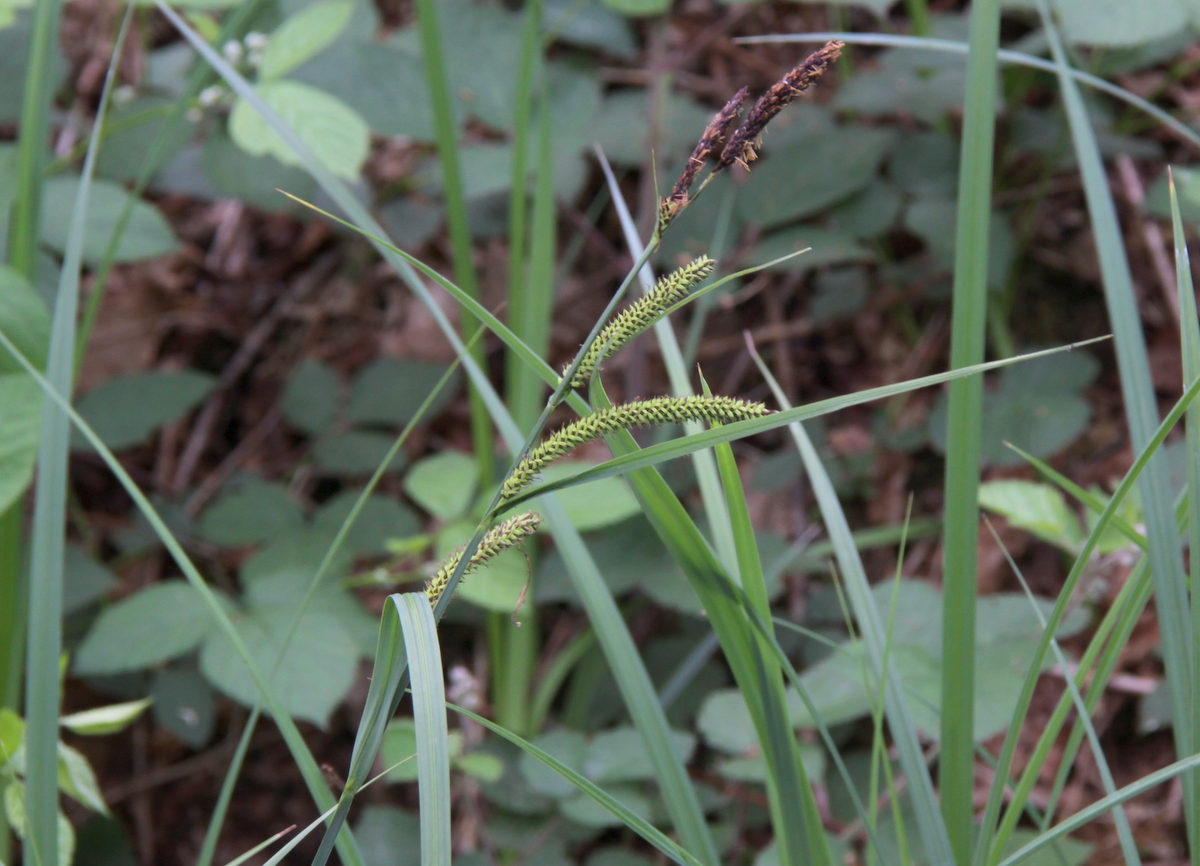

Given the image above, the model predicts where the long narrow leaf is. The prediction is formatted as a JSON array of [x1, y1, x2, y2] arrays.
[[748, 345, 953, 864], [1173, 170, 1200, 858], [939, 1, 1000, 854], [23, 11, 129, 862], [1036, 2, 1195, 852], [395, 594, 452, 866], [739, 32, 1200, 153], [498, 340, 1109, 510], [450, 701, 706, 866], [0, 335, 366, 866]]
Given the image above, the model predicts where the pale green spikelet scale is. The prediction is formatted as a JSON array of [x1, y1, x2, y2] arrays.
[[501, 395, 770, 499], [426, 511, 542, 606], [568, 257, 715, 388]]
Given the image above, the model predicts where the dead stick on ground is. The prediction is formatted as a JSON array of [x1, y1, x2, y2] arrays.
[[170, 251, 340, 495]]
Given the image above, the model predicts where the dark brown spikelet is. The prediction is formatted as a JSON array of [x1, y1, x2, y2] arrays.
[[661, 86, 750, 227], [717, 40, 843, 170]]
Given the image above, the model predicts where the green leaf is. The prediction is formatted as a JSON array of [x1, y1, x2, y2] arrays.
[[404, 451, 478, 520], [59, 698, 153, 736], [581, 726, 695, 784], [598, 0, 668, 16], [544, 0, 637, 59], [1150, 166, 1200, 224], [381, 718, 421, 782], [520, 730, 587, 798], [0, 373, 41, 513], [63, 544, 117, 614], [748, 226, 873, 274], [200, 134, 319, 212], [532, 461, 641, 532], [436, 520, 530, 612], [151, 666, 216, 749], [355, 806, 421, 866], [736, 126, 895, 228], [926, 350, 1099, 466], [75, 370, 216, 450], [199, 600, 363, 726], [282, 357, 341, 435], [1052, 0, 1190, 47], [229, 81, 370, 180], [291, 42, 437, 139], [75, 581, 227, 674], [904, 198, 1014, 289], [314, 429, 409, 475], [587, 89, 712, 166], [979, 480, 1085, 552], [347, 357, 459, 427], [455, 751, 504, 782], [888, 130, 960, 197], [40, 176, 178, 264], [834, 40, 972, 124], [259, 0, 355, 81], [0, 264, 49, 373], [198, 478, 306, 546], [95, 96, 198, 184], [0, 709, 24, 762], [57, 743, 107, 814], [559, 784, 651, 828], [313, 490, 422, 556]]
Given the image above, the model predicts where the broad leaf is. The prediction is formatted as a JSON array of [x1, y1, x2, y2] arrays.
[[404, 451, 478, 521], [282, 357, 341, 435], [0, 373, 40, 513], [229, 80, 370, 180], [40, 176, 178, 264], [59, 698, 153, 736], [199, 478, 306, 546], [259, 0, 355, 81], [347, 357, 459, 426], [979, 480, 1085, 553], [0, 264, 49, 374], [74, 581, 229, 674], [75, 370, 216, 450]]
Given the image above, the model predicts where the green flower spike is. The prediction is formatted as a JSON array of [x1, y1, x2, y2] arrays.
[[502, 395, 771, 499], [426, 511, 542, 606], [567, 257, 716, 388]]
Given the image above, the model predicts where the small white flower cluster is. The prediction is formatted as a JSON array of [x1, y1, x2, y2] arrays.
[[192, 31, 270, 121], [221, 31, 268, 70]]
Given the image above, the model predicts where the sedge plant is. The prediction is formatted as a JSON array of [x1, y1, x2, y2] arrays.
[[17, 4, 1200, 865]]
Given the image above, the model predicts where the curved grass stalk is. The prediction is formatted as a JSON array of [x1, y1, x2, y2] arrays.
[[0, 330, 368, 866], [736, 32, 1200, 154], [152, 14, 723, 864], [497, 339, 1109, 512]]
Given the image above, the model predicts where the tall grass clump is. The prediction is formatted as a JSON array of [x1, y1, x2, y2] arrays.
[[10, 3, 1200, 866]]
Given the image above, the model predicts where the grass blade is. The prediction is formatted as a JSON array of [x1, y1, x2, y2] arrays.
[[149, 12, 747, 863], [995, 751, 1200, 866], [1036, 1, 1195, 852], [412, 0, 493, 482], [498, 340, 1109, 510], [990, 523, 1141, 865], [450, 702, 706, 866], [738, 32, 1200, 153], [748, 342, 953, 865], [0, 335, 366, 866], [939, 0, 1000, 855], [23, 11, 129, 862], [197, 348, 471, 866], [395, 594, 452, 866], [980, 367, 1200, 862]]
